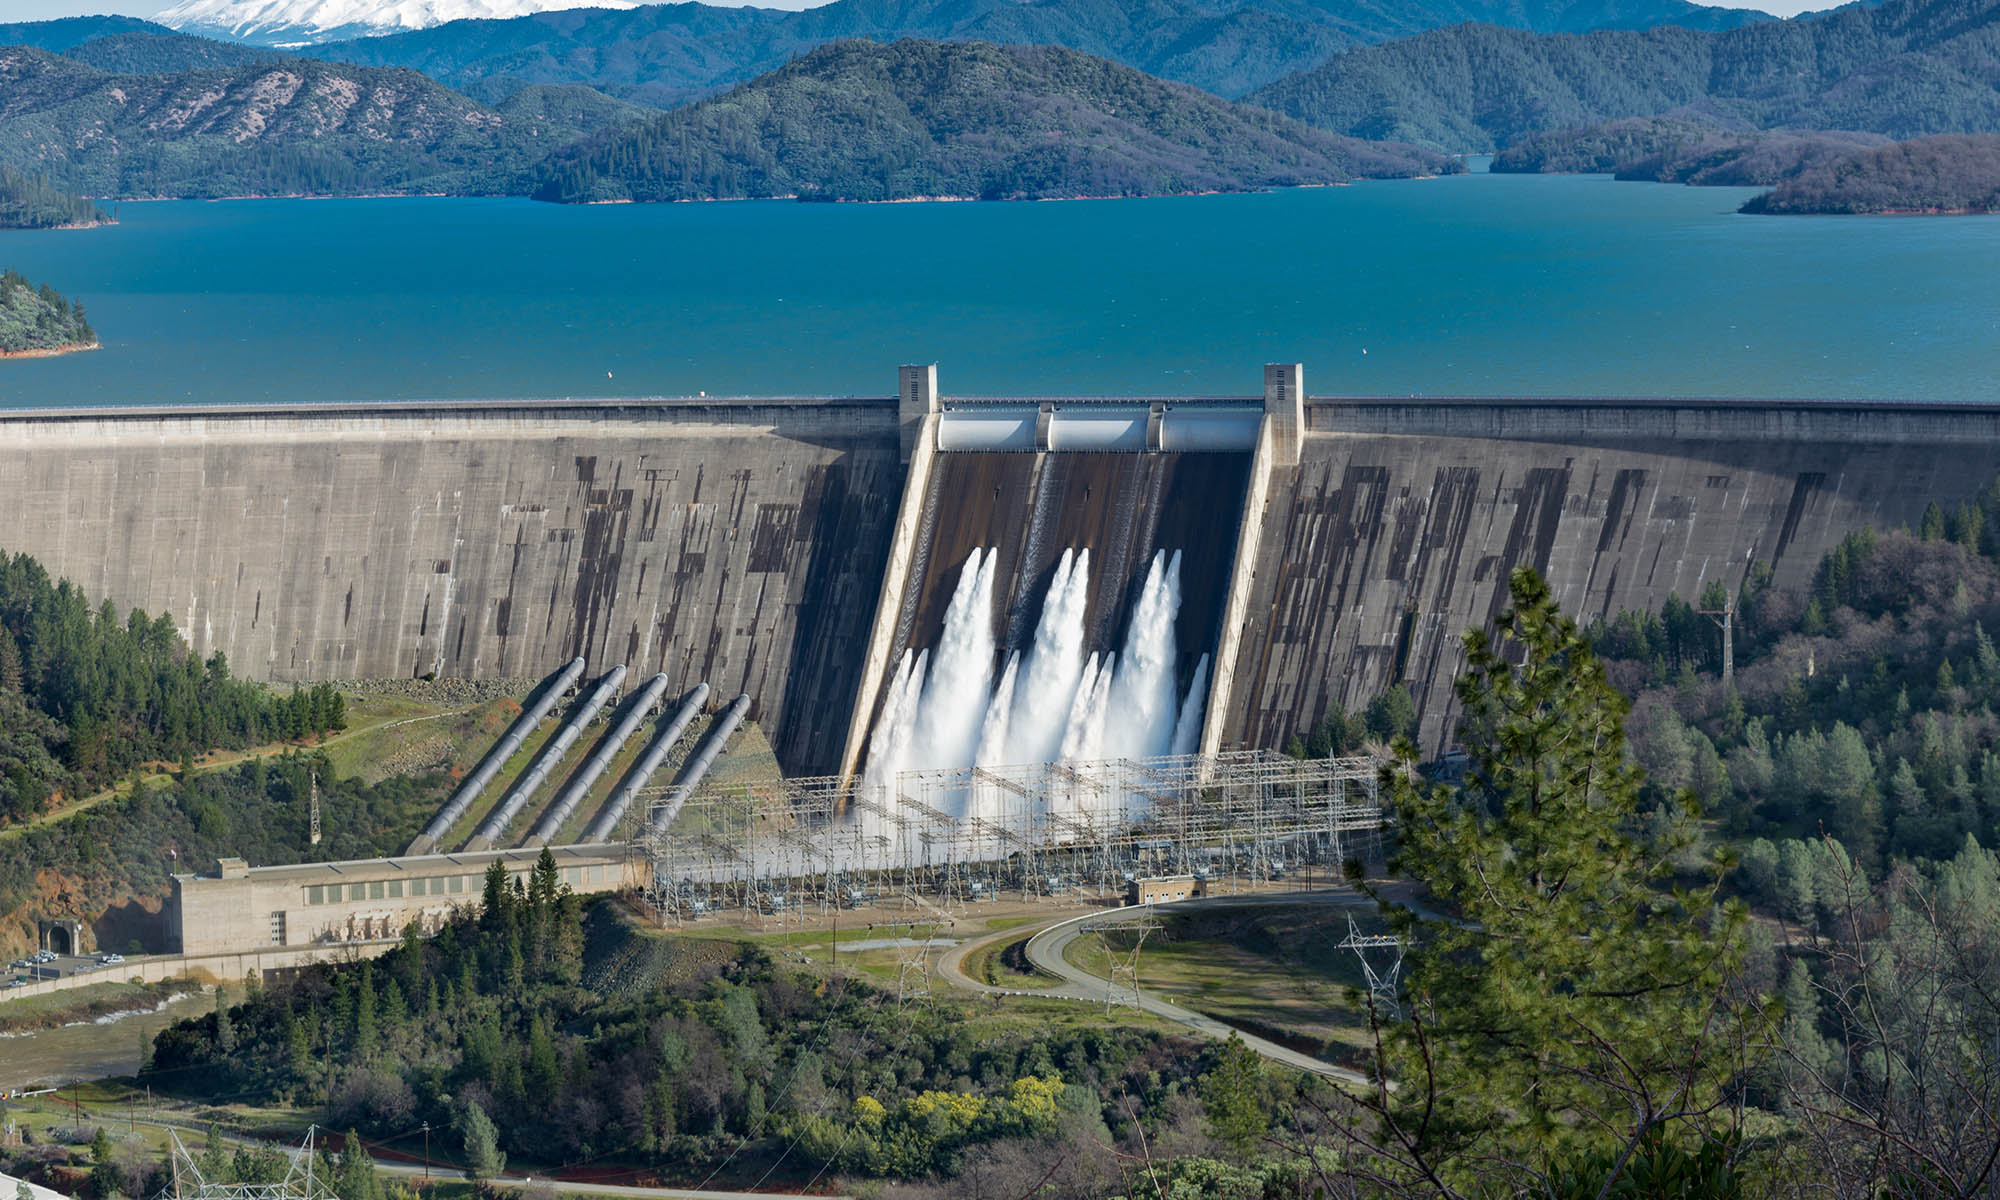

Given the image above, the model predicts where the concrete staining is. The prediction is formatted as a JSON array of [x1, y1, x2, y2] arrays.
[[0, 400, 900, 775], [6, 390, 2000, 765], [1222, 399, 2000, 753]]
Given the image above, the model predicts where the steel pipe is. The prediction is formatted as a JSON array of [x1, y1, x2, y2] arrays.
[[582, 682, 710, 842], [648, 693, 751, 833], [467, 664, 627, 848], [405, 656, 585, 854]]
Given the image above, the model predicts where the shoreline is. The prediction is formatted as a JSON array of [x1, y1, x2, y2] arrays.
[[0, 342, 100, 361], [0, 219, 117, 231]]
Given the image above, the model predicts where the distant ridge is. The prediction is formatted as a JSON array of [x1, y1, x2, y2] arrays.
[[1246, 0, 2000, 151], [300, 0, 1774, 105], [0, 46, 648, 199], [529, 38, 1460, 204]]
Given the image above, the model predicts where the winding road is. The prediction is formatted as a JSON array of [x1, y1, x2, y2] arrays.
[[935, 890, 1377, 1086]]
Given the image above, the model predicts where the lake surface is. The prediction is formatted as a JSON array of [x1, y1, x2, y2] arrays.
[[1, 171, 1997, 407]]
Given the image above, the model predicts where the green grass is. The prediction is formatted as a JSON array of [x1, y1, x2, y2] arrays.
[[961, 929, 1061, 990], [1066, 900, 1384, 1055]]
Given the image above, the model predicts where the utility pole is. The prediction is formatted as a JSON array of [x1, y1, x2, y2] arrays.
[[1698, 601, 1736, 688], [421, 1122, 430, 1183]]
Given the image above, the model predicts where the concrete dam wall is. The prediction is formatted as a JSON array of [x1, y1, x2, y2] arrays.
[[0, 401, 901, 776], [1222, 398, 2000, 753], [6, 386, 2000, 768]]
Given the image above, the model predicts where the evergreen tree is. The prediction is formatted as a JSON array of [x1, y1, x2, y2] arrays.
[[335, 1132, 382, 1200], [1355, 567, 1765, 1190], [456, 1101, 506, 1180], [1199, 1033, 1267, 1156], [214, 987, 235, 1054]]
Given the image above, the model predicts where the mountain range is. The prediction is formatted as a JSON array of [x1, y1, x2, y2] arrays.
[[154, 0, 637, 49], [530, 38, 1457, 203], [0, 44, 647, 197], [298, 0, 1775, 105], [1247, 0, 2000, 150]]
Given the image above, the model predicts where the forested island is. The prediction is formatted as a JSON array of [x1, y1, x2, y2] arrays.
[[1491, 121, 2000, 214], [0, 270, 96, 355], [531, 39, 1457, 205], [1744, 134, 2000, 213], [0, 163, 109, 229]]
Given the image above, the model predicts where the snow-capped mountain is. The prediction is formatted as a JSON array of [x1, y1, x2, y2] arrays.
[[152, 0, 639, 46]]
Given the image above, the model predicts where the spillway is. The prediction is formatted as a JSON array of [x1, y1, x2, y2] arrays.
[[407, 656, 585, 855], [583, 682, 711, 842], [466, 665, 627, 849], [857, 450, 1250, 801]]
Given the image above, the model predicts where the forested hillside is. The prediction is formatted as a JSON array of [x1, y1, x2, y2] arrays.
[[0, 270, 94, 353], [0, 48, 647, 199], [0, 550, 346, 827], [1595, 485, 2000, 867], [56, 30, 282, 74], [305, 0, 1770, 106], [531, 39, 1457, 204], [1743, 133, 2000, 212], [0, 164, 108, 228], [1492, 117, 1889, 180], [1247, 0, 2000, 150], [145, 872, 1219, 1190]]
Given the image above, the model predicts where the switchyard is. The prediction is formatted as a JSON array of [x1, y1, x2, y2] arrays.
[[630, 750, 1386, 925]]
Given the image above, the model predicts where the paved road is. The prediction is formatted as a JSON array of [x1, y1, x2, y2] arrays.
[[935, 890, 1377, 1086], [372, 1157, 849, 1200]]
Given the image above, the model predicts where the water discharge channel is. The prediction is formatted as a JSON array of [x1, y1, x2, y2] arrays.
[[859, 450, 1251, 814]]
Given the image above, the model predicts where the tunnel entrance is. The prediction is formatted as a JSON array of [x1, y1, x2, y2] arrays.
[[39, 918, 83, 957]]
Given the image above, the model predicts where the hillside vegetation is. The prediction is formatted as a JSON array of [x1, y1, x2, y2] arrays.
[[307, 0, 1770, 106], [1492, 117, 1890, 181], [144, 881, 1218, 1191], [0, 549, 347, 827], [1247, 0, 2000, 150], [1492, 120, 2000, 212], [0, 163, 108, 228], [0, 47, 648, 199], [532, 39, 1457, 204], [0, 269, 94, 352], [1744, 133, 2000, 212]]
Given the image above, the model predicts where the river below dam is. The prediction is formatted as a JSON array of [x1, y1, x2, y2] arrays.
[[0, 993, 209, 1091], [0, 170, 1996, 407]]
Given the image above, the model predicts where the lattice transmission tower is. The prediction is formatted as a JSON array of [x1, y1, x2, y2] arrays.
[[1337, 912, 1405, 1020], [167, 1127, 335, 1200]]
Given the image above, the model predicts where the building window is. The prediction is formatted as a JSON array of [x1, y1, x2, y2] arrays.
[[369, 881, 385, 900], [270, 912, 287, 946], [449, 875, 465, 894], [349, 883, 367, 902], [307, 885, 323, 906], [387, 880, 403, 898]]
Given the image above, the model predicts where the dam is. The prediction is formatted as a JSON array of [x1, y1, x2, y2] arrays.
[[5, 370, 2000, 782]]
